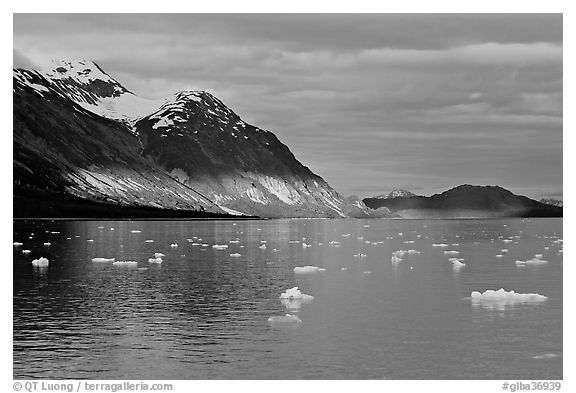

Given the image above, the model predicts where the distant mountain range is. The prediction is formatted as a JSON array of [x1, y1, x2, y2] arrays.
[[13, 60, 387, 219], [370, 189, 419, 199], [363, 185, 562, 218], [539, 198, 563, 208]]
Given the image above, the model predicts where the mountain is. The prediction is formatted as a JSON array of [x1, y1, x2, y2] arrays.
[[539, 198, 563, 208], [363, 185, 562, 218], [14, 61, 386, 219], [371, 189, 418, 199]]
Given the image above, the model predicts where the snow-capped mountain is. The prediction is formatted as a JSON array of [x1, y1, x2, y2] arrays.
[[372, 189, 418, 199], [14, 61, 386, 218]]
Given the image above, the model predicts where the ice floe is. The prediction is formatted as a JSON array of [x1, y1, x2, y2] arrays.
[[154, 252, 165, 258], [433, 243, 448, 247], [113, 260, 138, 266], [213, 244, 228, 250], [515, 257, 548, 266], [407, 249, 421, 255], [43, 242, 51, 246], [259, 244, 267, 250], [31, 257, 49, 267], [91, 257, 115, 263], [230, 253, 242, 257], [267, 314, 302, 326], [148, 257, 163, 263], [279, 287, 314, 301], [13, 242, 23, 246], [145, 240, 154, 243], [170, 243, 178, 248], [471, 288, 547, 307], [294, 266, 326, 274], [22, 250, 31, 254], [444, 250, 460, 255]]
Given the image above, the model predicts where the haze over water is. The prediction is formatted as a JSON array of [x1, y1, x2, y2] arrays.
[[13, 218, 562, 379]]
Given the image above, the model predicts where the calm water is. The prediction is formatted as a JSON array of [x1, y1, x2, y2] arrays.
[[13, 218, 562, 379]]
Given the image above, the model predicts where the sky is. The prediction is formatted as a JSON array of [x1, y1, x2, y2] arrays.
[[13, 13, 563, 199]]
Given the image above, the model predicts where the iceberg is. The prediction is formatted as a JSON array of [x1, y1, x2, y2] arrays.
[[170, 243, 178, 248], [391, 255, 402, 264], [130, 230, 141, 233], [13, 242, 23, 246], [230, 253, 242, 257], [279, 287, 314, 301], [91, 257, 115, 263], [22, 249, 31, 254], [354, 253, 367, 258], [43, 242, 51, 246], [294, 266, 325, 274], [213, 244, 228, 250], [302, 243, 312, 248], [267, 314, 302, 326], [113, 260, 138, 266], [148, 257, 163, 263], [450, 258, 466, 268], [154, 252, 165, 258], [407, 249, 421, 255], [259, 244, 267, 250], [145, 240, 154, 243], [471, 288, 547, 309], [515, 257, 548, 266], [432, 243, 448, 247], [444, 250, 460, 255], [31, 257, 49, 267]]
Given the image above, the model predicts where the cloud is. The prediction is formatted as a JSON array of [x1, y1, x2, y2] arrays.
[[13, 49, 37, 69]]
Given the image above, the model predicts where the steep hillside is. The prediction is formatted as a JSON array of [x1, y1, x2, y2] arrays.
[[363, 185, 562, 218]]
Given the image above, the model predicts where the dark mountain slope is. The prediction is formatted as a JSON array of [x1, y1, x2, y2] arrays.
[[363, 185, 562, 218]]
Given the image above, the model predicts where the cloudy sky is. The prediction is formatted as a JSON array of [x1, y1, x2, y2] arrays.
[[13, 14, 563, 199]]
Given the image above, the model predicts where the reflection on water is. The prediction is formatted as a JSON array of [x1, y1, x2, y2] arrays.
[[13, 218, 562, 379]]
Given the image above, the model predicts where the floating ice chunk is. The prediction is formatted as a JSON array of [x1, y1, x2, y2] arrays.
[[87, 239, 94, 242], [43, 242, 51, 246], [145, 240, 154, 243], [444, 250, 460, 255], [357, 236, 364, 240], [354, 253, 367, 258], [502, 239, 513, 243], [532, 353, 559, 360], [328, 241, 340, 246], [534, 254, 543, 259], [407, 249, 420, 255], [342, 233, 351, 237], [391, 255, 402, 264], [272, 248, 280, 252], [341, 267, 348, 271], [259, 244, 267, 250], [170, 243, 178, 248], [148, 258, 163, 263], [450, 258, 466, 267], [302, 243, 312, 248], [31, 257, 49, 267], [363, 271, 371, 274], [403, 240, 415, 244], [364, 225, 370, 228], [267, 314, 302, 326], [130, 230, 142, 233], [433, 243, 448, 247], [392, 250, 407, 257], [213, 244, 228, 250], [113, 261, 138, 266], [22, 250, 31, 254], [451, 243, 459, 246], [261, 240, 267, 243], [501, 249, 509, 253], [471, 288, 547, 306], [137, 267, 148, 271], [229, 240, 240, 244], [230, 253, 242, 257], [91, 257, 115, 263], [13, 242, 23, 246], [289, 240, 300, 244], [154, 252, 165, 258], [515, 257, 548, 266], [495, 254, 504, 258], [279, 287, 314, 301], [294, 266, 325, 274]]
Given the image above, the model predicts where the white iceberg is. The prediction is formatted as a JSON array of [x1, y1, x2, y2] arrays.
[[391, 255, 402, 264], [145, 240, 154, 243], [302, 243, 312, 248], [515, 257, 548, 266], [130, 230, 141, 233], [259, 244, 267, 250], [170, 243, 178, 248], [471, 288, 547, 308], [43, 242, 51, 246], [407, 249, 421, 255], [13, 242, 23, 246], [341, 267, 348, 271], [433, 243, 448, 247], [230, 253, 242, 257], [267, 314, 302, 326], [113, 260, 138, 266], [154, 252, 165, 258], [444, 250, 460, 255], [22, 249, 31, 254], [450, 258, 466, 268], [354, 253, 367, 258], [91, 257, 115, 263], [213, 244, 228, 250], [31, 257, 49, 267], [294, 266, 325, 274], [148, 258, 163, 263], [279, 287, 314, 301]]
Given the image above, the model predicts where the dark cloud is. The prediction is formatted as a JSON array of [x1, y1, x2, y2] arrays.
[[13, 14, 563, 198]]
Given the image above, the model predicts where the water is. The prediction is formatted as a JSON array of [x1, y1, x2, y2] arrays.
[[13, 218, 562, 379]]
